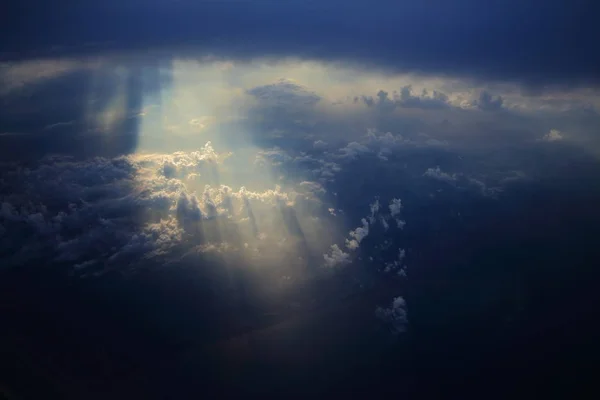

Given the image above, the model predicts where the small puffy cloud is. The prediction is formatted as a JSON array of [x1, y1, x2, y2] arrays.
[[247, 78, 321, 107], [375, 296, 409, 334], [368, 199, 380, 224], [542, 129, 564, 142], [424, 166, 458, 183], [323, 244, 351, 267], [337, 141, 371, 160], [389, 198, 402, 217], [388, 198, 406, 229], [346, 218, 370, 250]]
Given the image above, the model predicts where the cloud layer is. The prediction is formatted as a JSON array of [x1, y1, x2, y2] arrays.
[[3, 1, 600, 86]]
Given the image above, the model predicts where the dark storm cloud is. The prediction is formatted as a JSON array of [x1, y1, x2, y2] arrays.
[[2, 0, 599, 86]]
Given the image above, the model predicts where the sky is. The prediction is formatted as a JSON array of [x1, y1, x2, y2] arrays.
[[1, 1, 600, 399]]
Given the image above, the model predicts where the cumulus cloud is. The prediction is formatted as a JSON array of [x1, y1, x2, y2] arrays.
[[323, 244, 351, 268], [247, 78, 321, 107], [542, 129, 564, 142], [424, 166, 458, 183], [383, 248, 407, 274], [176, 191, 203, 231], [396, 86, 450, 109], [322, 197, 403, 266], [375, 296, 409, 334], [360, 86, 450, 111], [322, 196, 408, 268], [346, 218, 370, 250], [0, 142, 316, 274], [389, 198, 402, 217], [337, 142, 371, 160], [389, 198, 406, 229], [472, 90, 504, 111]]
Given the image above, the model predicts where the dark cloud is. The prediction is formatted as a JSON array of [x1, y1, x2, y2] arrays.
[[247, 79, 321, 107], [3, 1, 599, 86], [361, 86, 451, 111], [473, 90, 504, 111]]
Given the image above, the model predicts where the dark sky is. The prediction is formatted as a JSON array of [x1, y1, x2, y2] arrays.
[[3, 0, 600, 86]]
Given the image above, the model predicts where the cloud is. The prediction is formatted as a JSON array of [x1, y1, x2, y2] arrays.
[[396, 86, 450, 109], [0, 142, 322, 274], [424, 166, 458, 183], [337, 142, 371, 160], [313, 140, 328, 149], [472, 90, 504, 111], [375, 296, 408, 334], [255, 147, 293, 167], [368, 199, 380, 224], [298, 181, 326, 195], [360, 86, 450, 111], [5, 1, 599, 86], [383, 248, 407, 274], [323, 244, 351, 268], [542, 129, 564, 142], [322, 197, 404, 266], [389, 198, 402, 217], [345, 218, 370, 250], [247, 78, 321, 107], [176, 191, 203, 230]]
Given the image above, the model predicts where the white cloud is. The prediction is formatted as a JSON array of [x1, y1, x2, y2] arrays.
[[423, 166, 458, 183], [323, 244, 351, 267], [389, 198, 402, 217], [346, 218, 370, 250], [337, 141, 371, 160], [542, 129, 564, 142]]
